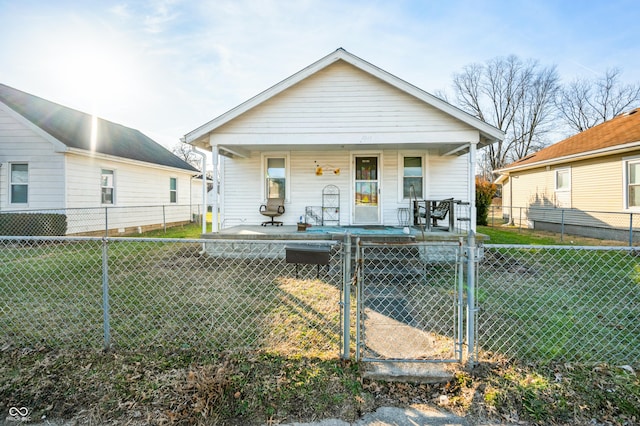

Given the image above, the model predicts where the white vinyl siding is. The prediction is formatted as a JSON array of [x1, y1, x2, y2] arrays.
[[213, 61, 478, 147], [0, 106, 65, 210]]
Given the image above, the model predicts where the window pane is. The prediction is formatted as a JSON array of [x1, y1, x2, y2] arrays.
[[267, 158, 285, 178], [355, 182, 378, 205], [267, 178, 285, 199], [170, 178, 177, 190], [630, 185, 640, 207], [11, 164, 28, 183], [170, 192, 177, 203], [556, 170, 569, 190], [629, 163, 640, 184], [403, 157, 422, 177], [11, 185, 28, 203], [102, 188, 113, 204], [356, 157, 377, 180], [101, 169, 114, 187], [403, 177, 422, 198]]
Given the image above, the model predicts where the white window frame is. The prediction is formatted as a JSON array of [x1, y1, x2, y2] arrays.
[[397, 152, 427, 202], [169, 177, 177, 203], [623, 156, 640, 210], [101, 169, 115, 205], [261, 152, 290, 202], [554, 167, 571, 192], [9, 162, 29, 205]]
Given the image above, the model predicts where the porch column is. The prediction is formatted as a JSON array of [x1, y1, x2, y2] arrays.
[[209, 136, 219, 233], [468, 142, 477, 232]]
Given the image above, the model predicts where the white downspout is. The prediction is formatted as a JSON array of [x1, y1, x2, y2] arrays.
[[210, 144, 219, 232], [187, 144, 207, 235], [469, 142, 477, 232]]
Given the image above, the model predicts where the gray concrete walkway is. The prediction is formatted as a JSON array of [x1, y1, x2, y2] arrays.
[[272, 404, 476, 426]]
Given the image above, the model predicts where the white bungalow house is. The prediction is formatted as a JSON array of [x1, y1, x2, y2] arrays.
[[184, 49, 504, 233], [0, 83, 201, 235]]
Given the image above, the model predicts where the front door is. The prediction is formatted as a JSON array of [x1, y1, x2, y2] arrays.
[[354, 155, 380, 224]]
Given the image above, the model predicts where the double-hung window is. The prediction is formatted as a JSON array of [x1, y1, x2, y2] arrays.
[[402, 156, 423, 199], [265, 157, 286, 199], [10, 163, 28, 204], [626, 159, 640, 208], [169, 178, 177, 203], [101, 169, 114, 204]]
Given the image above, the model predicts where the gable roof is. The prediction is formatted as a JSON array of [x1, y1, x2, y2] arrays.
[[0, 83, 198, 172], [184, 48, 504, 148], [498, 108, 640, 173]]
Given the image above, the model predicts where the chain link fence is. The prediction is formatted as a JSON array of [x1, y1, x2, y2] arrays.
[[0, 204, 203, 236], [489, 205, 640, 245], [1, 237, 343, 359], [2, 235, 639, 366], [478, 244, 640, 364]]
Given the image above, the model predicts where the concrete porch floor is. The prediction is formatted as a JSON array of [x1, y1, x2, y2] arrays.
[[202, 225, 472, 242]]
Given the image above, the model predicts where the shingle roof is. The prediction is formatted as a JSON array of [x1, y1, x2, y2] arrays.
[[503, 108, 640, 170], [0, 83, 198, 172]]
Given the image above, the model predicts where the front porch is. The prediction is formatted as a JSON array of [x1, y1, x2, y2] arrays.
[[202, 224, 475, 243]]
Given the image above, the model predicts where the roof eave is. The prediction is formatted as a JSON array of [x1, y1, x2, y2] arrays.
[[66, 147, 200, 174], [496, 140, 640, 174]]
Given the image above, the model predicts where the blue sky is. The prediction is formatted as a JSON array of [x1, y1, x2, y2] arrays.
[[1, 0, 638, 148]]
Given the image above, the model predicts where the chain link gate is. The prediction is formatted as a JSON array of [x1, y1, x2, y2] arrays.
[[354, 240, 466, 363]]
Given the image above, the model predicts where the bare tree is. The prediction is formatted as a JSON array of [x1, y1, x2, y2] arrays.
[[556, 68, 640, 133], [451, 55, 560, 171], [171, 142, 202, 170]]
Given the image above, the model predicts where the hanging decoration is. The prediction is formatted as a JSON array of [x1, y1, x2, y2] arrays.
[[314, 161, 340, 176]]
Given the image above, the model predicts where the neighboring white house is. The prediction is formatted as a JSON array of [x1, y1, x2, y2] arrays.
[[0, 83, 201, 235], [184, 48, 504, 232]]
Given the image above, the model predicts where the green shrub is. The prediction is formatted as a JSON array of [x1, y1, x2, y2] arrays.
[[476, 177, 497, 226], [0, 213, 67, 236]]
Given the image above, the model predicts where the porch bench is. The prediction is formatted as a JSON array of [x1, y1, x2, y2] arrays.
[[285, 244, 331, 278]]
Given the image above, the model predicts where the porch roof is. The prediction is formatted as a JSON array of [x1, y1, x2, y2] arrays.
[[184, 48, 504, 158]]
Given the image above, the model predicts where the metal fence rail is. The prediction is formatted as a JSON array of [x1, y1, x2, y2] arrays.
[[490, 205, 640, 245], [478, 244, 640, 364], [0, 204, 203, 236]]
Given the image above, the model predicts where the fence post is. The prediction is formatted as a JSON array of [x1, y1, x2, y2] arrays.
[[457, 237, 465, 362], [104, 207, 109, 237], [518, 207, 522, 232], [466, 230, 476, 366], [102, 237, 111, 350], [341, 234, 352, 360], [561, 209, 565, 242], [629, 213, 634, 247], [163, 205, 167, 233], [354, 237, 362, 362]]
